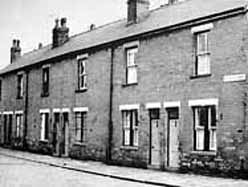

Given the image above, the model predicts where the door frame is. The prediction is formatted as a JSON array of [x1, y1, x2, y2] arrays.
[[52, 109, 70, 157], [149, 108, 160, 166], [166, 107, 179, 168]]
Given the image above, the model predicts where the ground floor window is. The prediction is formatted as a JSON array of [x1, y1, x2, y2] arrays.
[[193, 106, 217, 151], [75, 112, 87, 143], [122, 110, 138, 146], [16, 114, 24, 138], [40, 113, 49, 141]]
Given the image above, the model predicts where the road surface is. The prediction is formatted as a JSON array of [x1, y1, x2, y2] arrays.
[[0, 154, 157, 187]]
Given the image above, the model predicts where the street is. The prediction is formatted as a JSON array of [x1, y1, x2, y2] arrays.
[[0, 155, 156, 187]]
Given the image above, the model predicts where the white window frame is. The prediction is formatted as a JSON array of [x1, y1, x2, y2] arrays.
[[195, 31, 210, 76], [121, 109, 139, 147], [75, 111, 87, 143], [77, 56, 88, 90], [40, 110, 50, 141], [193, 106, 217, 152], [126, 46, 138, 84]]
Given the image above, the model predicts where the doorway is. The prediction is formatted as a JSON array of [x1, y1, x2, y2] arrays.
[[3, 114, 13, 145], [53, 111, 69, 157], [167, 107, 179, 168], [149, 109, 160, 166]]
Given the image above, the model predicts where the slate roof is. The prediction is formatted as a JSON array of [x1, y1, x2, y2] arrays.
[[0, 0, 247, 75]]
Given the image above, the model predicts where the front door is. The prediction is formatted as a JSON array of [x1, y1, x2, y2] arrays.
[[150, 109, 160, 166], [53, 111, 69, 157], [3, 114, 12, 145], [167, 108, 179, 168]]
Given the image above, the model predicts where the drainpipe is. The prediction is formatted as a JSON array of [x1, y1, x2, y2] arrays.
[[106, 47, 114, 163], [23, 70, 29, 150]]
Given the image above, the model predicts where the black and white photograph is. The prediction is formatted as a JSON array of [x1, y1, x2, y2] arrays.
[[1, 0, 248, 186]]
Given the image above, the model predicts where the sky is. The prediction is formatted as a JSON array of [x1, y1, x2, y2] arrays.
[[0, 0, 166, 69]]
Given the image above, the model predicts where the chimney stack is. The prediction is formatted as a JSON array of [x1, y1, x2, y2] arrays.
[[127, 0, 150, 24], [52, 17, 69, 48], [38, 43, 43, 49], [168, 0, 179, 4], [10, 39, 21, 63]]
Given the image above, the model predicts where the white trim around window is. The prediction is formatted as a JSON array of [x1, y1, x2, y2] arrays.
[[164, 101, 181, 108], [77, 53, 88, 60], [146, 102, 161, 109], [39, 109, 50, 113], [188, 98, 218, 107], [123, 41, 140, 49], [42, 64, 51, 68], [73, 107, 89, 112], [191, 23, 214, 33], [3, 111, 14, 115], [62, 108, 70, 113], [53, 108, 61, 113], [119, 104, 140, 111], [15, 110, 24, 114]]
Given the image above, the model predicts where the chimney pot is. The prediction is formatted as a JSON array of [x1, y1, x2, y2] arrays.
[[61, 17, 67, 27], [38, 43, 43, 49], [90, 24, 96, 31], [10, 39, 21, 63]]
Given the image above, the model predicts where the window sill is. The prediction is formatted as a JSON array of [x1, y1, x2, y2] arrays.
[[120, 146, 138, 150], [191, 151, 217, 156], [73, 142, 87, 146], [122, 82, 138, 87], [75, 88, 88, 93], [190, 74, 211, 79], [39, 140, 49, 143]]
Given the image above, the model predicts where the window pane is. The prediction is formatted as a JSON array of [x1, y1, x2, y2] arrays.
[[197, 54, 210, 75], [197, 33, 208, 53], [209, 129, 217, 151], [211, 106, 216, 127], [124, 129, 130, 145], [127, 48, 138, 66], [20, 115, 23, 138], [199, 107, 208, 127], [196, 129, 204, 150], [16, 115, 20, 137], [133, 128, 138, 146], [41, 114, 45, 140], [127, 66, 137, 84], [45, 113, 49, 140], [125, 112, 131, 128]]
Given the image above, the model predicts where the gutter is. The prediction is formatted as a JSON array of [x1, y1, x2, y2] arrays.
[[106, 47, 114, 163], [0, 6, 247, 76], [23, 69, 29, 149]]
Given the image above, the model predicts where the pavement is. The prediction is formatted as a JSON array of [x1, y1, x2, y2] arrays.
[[0, 148, 248, 187]]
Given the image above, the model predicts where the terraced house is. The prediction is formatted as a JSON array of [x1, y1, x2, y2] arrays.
[[1, 0, 248, 175]]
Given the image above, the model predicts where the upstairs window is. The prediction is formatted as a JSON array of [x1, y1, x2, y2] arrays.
[[193, 106, 217, 151], [42, 67, 49, 96], [195, 32, 210, 76], [75, 111, 87, 143], [17, 74, 24, 99], [122, 109, 138, 147], [126, 47, 138, 84], [78, 58, 87, 90]]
